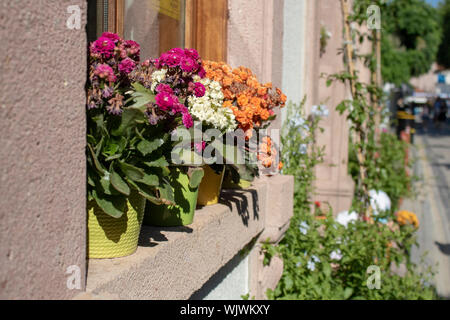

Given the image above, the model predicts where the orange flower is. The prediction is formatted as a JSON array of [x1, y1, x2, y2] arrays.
[[237, 94, 249, 107], [203, 60, 287, 131], [396, 210, 419, 228], [278, 161, 283, 170], [250, 97, 261, 107], [223, 100, 233, 108], [223, 89, 235, 100], [223, 76, 233, 87], [257, 87, 268, 96]]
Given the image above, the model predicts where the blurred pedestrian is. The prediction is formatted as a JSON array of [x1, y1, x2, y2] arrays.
[[434, 97, 447, 131], [422, 102, 431, 132]]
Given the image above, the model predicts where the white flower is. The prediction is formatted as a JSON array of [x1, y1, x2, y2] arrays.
[[369, 190, 391, 215], [299, 144, 307, 154], [336, 211, 358, 228], [307, 255, 320, 271], [296, 262, 301, 268], [330, 249, 342, 261], [311, 104, 329, 118], [299, 221, 309, 235], [188, 78, 237, 133], [150, 69, 167, 92]]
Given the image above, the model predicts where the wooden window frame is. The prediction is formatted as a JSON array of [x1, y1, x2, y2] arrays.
[[107, 0, 125, 38], [100, 0, 228, 61], [185, 0, 228, 62]]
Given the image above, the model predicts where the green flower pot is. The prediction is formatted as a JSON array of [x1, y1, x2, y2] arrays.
[[144, 167, 199, 226], [87, 190, 145, 259]]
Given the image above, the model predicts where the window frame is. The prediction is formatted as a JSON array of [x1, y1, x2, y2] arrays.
[[93, 0, 228, 61]]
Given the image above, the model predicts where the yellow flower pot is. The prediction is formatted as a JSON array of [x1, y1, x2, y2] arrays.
[[197, 165, 225, 206], [87, 190, 145, 259]]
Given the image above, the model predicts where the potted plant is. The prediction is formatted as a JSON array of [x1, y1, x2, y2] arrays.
[[184, 74, 238, 205], [201, 61, 287, 188], [86, 33, 171, 258], [128, 48, 207, 226]]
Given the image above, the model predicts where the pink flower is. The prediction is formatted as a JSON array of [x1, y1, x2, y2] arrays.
[[155, 91, 175, 110], [184, 48, 199, 60], [90, 36, 115, 58], [118, 58, 136, 74], [152, 58, 161, 69], [172, 102, 188, 114], [180, 57, 197, 73], [156, 83, 173, 94], [94, 64, 116, 82], [164, 53, 182, 67], [193, 82, 206, 97], [194, 141, 206, 153], [169, 48, 185, 55], [101, 32, 121, 43], [198, 66, 206, 78], [124, 40, 140, 58], [182, 112, 194, 129]]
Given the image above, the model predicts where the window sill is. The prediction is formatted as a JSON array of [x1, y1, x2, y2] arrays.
[[82, 174, 293, 300]]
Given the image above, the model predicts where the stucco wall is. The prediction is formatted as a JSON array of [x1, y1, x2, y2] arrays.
[[0, 0, 87, 299], [227, 0, 284, 131], [298, 0, 355, 214], [282, 0, 306, 110]]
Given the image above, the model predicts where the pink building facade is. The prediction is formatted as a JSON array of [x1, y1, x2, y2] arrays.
[[0, 0, 361, 299]]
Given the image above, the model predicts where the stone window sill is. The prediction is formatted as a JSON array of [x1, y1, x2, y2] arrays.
[[82, 175, 293, 300]]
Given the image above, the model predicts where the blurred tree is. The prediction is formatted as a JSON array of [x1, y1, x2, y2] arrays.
[[437, 0, 450, 68], [382, 0, 441, 85]]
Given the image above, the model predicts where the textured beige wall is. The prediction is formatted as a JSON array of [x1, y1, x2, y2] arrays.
[[0, 0, 87, 299], [297, 0, 355, 214], [227, 0, 284, 133]]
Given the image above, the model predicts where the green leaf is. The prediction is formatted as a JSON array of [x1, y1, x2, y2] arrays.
[[137, 138, 164, 156], [127, 179, 174, 206], [98, 173, 120, 196], [138, 172, 159, 186], [91, 189, 126, 218], [119, 161, 145, 181], [111, 108, 145, 137], [110, 166, 131, 196], [343, 287, 353, 300], [188, 168, 204, 189], [158, 179, 175, 203], [130, 82, 156, 110], [143, 156, 169, 167], [87, 143, 105, 174], [87, 169, 96, 187]]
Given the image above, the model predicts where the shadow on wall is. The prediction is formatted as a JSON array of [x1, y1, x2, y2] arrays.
[[189, 250, 247, 300], [220, 189, 260, 227], [138, 225, 193, 247], [435, 241, 450, 256]]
